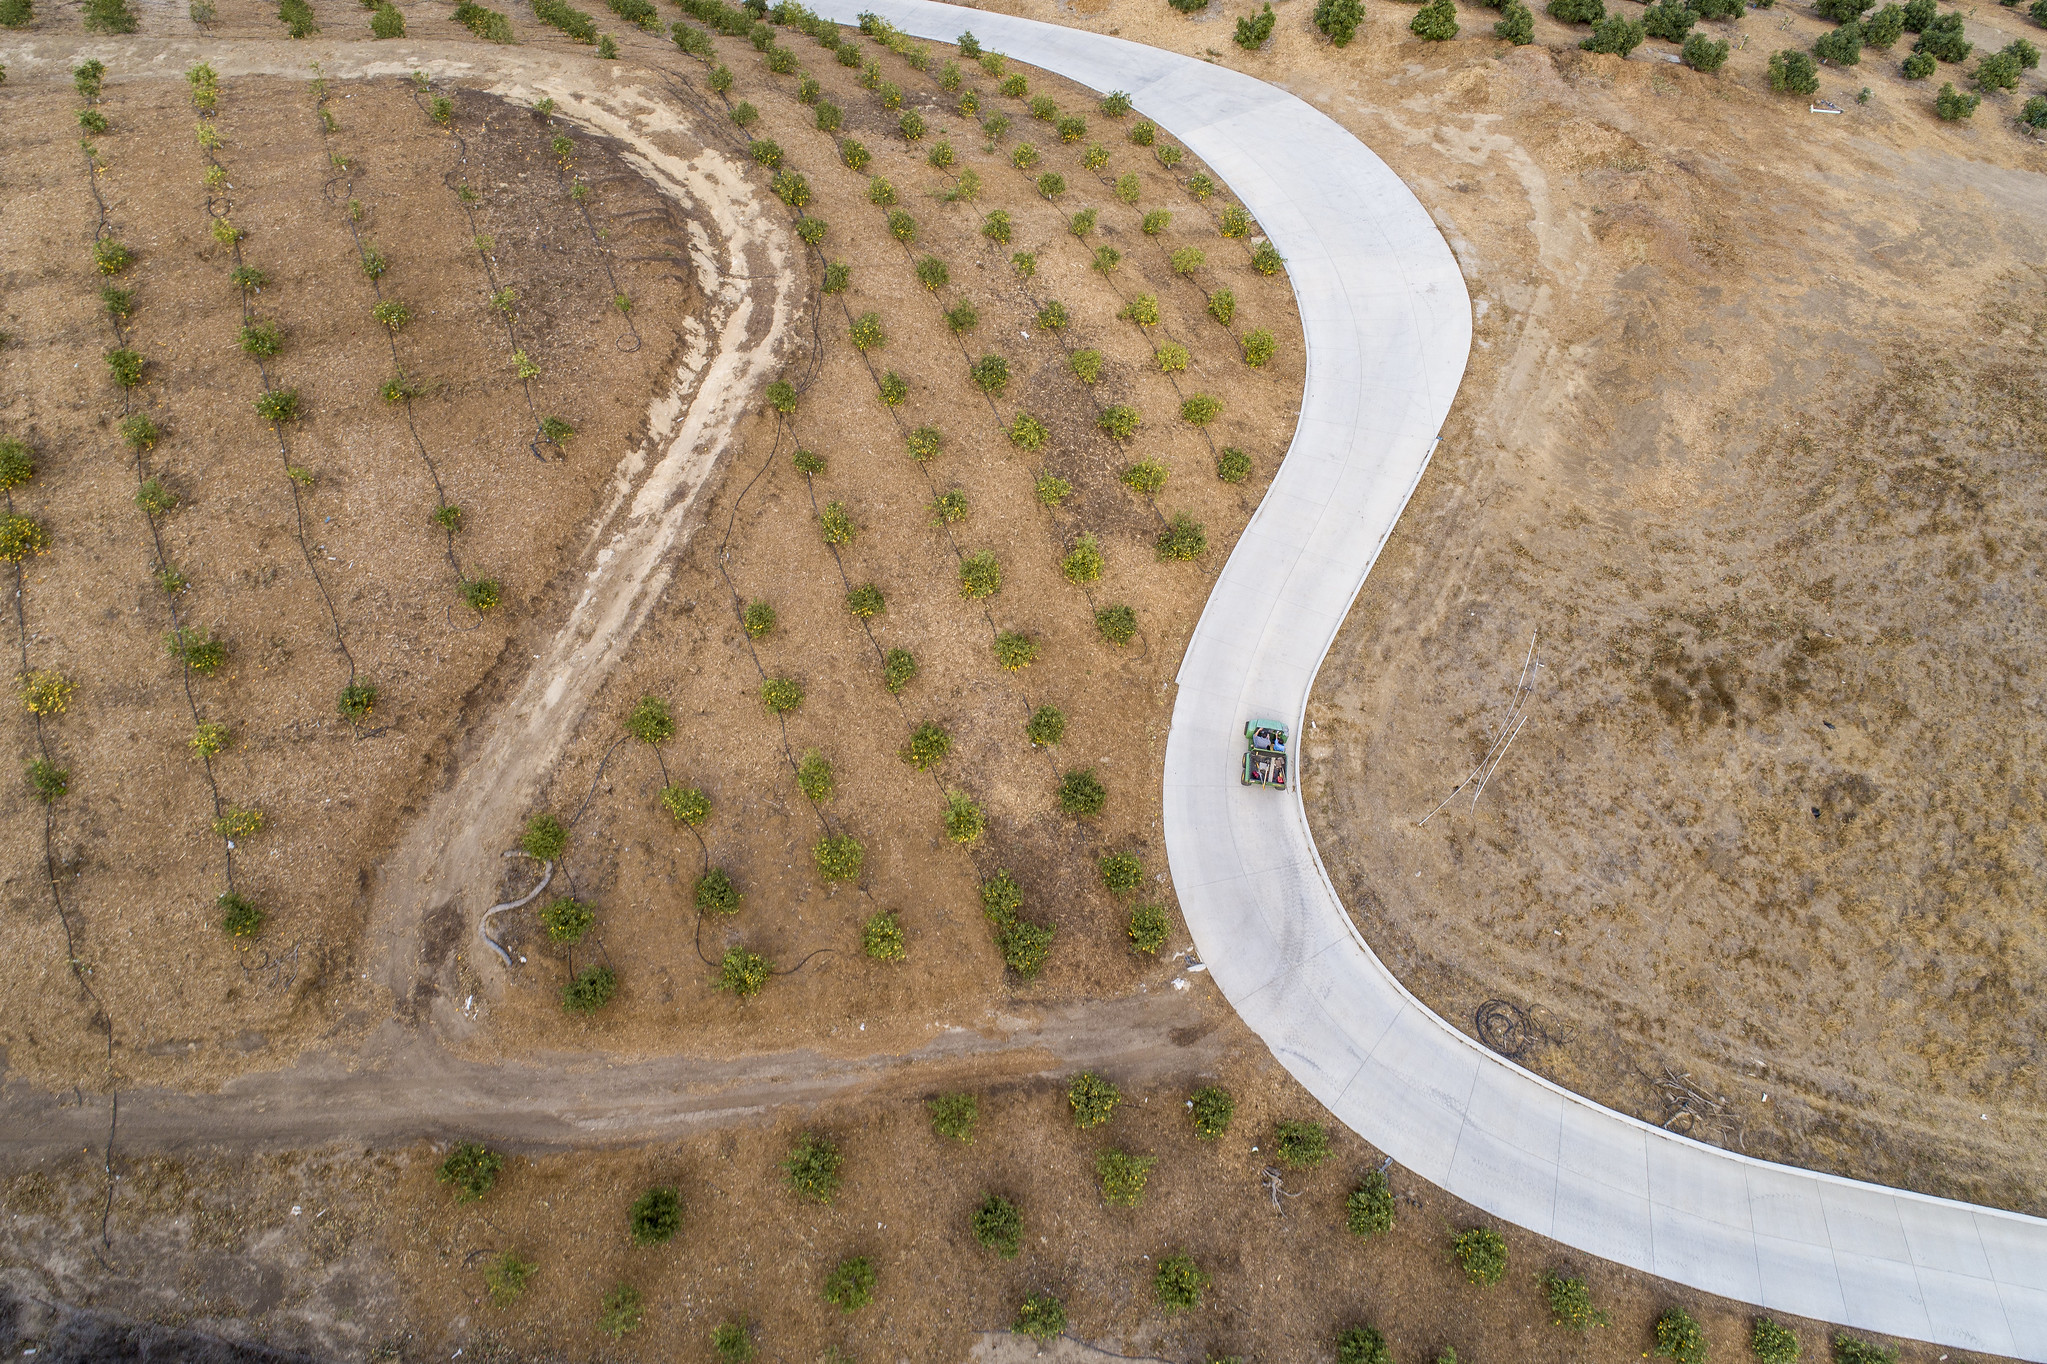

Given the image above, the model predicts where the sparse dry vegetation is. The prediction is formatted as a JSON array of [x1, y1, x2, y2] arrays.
[[0, 10, 2015, 1364]]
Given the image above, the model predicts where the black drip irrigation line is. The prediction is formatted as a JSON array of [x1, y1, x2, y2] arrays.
[[620, 12, 1202, 963], [710, 415, 851, 837], [978, 79, 1236, 599], [197, 94, 365, 733], [860, 50, 1166, 724], [450, 52, 849, 982], [668, 21, 1065, 929], [312, 78, 468, 589], [566, 733, 632, 828], [83, 110, 235, 875], [685, 15, 1222, 826], [851, 95, 1162, 655], [61, 85, 126, 1263], [1081, 110, 1286, 491], [694, 27, 1071, 824], [6, 535, 119, 1260], [799, 18, 1164, 816], [681, 48, 947, 766], [1083, 172, 1238, 480], [718, 40, 1050, 718], [406, 77, 560, 463], [639, 39, 977, 959], [903, 134, 1157, 655], [532, 117, 645, 355]]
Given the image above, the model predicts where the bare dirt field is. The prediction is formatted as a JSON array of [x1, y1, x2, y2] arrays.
[[0, 60, 715, 1092], [0, 1044, 1957, 1364], [4, 0, 2045, 1356], [441, 9, 1306, 1069], [1131, 0, 2047, 1211], [0, 3, 1304, 1102]]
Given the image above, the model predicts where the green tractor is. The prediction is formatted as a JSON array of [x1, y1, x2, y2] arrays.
[[1240, 718, 1289, 790]]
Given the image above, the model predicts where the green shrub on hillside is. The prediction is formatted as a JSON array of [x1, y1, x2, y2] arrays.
[[1316, 0, 1363, 41], [1096, 1150, 1156, 1206], [782, 1132, 843, 1202], [1751, 1318, 1801, 1364], [973, 1192, 1023, 1255], [629, 1186, 682, 1244], [813, 834, 863, 881], [1059, 769, 1106, 815], [1452, 1227, 1508, 1285], [1068, 1070, 1120, 1128], [1654, 1309, 1708, 1364], [928, 1092, 978, 1142], [1188, 1085, 1234, 1138], [439, 1142, 505, 1201], [562, 964, 618, 1014], [1346, 1170, 1395, 1237], [863, 909, 905, 961]]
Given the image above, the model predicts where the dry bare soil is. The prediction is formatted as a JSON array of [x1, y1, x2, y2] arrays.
[[1149, 0, 2047, 1211], [1, 0, 2043, 1357], [0, 0, 1303, 1101], [0, 1052, 1958, 1364]]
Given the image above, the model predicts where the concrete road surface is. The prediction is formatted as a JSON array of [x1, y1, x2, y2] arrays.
[[810, 1, 2047, 1355]]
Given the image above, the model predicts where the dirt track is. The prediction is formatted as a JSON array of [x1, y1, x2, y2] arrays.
[[4, 7, 2034, 1360], [1, 990, 1219, 1155]]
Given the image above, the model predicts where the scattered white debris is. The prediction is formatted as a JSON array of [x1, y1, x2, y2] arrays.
[[290, 1205, 302, 1216]]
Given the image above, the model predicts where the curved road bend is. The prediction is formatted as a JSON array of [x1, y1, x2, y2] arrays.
[[810, 1, 2047, 1356]]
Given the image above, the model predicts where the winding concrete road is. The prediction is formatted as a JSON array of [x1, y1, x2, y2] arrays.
[[815, 2, 2047, 1356]]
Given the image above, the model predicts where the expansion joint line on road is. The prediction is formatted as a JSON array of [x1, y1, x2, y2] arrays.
[[195, 79, 366, 734], [407, 76, 560, 463], [309, 70, 472, 596]]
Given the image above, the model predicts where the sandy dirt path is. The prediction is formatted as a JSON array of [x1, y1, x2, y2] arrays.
[[0, 31, 803, 1027], [0, 990, 1219, 1155]]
